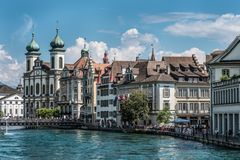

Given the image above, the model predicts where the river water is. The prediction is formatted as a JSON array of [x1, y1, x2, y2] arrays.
[[0, 129, 239, 160]]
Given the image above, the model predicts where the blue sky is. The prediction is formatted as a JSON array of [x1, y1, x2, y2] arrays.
[[1, 0, 240, 86]]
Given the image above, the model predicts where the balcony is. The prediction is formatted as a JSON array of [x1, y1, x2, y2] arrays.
[[213, 77, 240, 88], [176, 110, 209, 115]]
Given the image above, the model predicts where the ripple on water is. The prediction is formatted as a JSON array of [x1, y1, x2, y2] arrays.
[[0, 129, 240, 160]]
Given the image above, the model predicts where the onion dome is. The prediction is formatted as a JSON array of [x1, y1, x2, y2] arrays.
[[26, 33, 40, 52], [81, 41, 89, 57], [50, 28, 64, 49]]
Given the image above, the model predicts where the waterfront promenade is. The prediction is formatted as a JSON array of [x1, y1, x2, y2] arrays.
[[1, 118, 240, 149]]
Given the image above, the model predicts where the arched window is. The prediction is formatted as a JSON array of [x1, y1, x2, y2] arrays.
[[27, 60, 30, 71], [42, 85, 45, 94], [51, 57, 55, 68], [50, 84, 54, 94], [30, 85, 33, 95], [25, 86, 29, 95], [59, 57, 63, 68], [36, 83, 40, 95]]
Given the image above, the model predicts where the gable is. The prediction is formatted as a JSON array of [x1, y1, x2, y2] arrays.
[[222, 41, 240, 61]]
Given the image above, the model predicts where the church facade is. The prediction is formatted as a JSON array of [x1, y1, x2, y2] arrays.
[[23, 29, 65, 118]]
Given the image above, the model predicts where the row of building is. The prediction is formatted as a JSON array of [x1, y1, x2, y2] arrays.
[[0, 27, 237, 138], [22, 28, 211, 127], [9, 27, 240, 137]]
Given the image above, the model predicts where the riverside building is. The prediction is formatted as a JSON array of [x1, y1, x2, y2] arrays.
[[96, 47, 210, 127], [208, 35, 240, 136]]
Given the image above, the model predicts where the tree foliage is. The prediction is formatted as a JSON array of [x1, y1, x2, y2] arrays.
[[157, 107, 172, 124], [120, 91, 149, 125], [220, 75, 230, 81], [36, 107, 60, 118]]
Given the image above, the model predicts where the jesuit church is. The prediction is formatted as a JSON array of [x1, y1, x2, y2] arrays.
[[23, 28, 109, 121]]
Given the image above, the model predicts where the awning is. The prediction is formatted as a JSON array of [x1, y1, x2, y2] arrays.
[[171, 118, 190, 124]]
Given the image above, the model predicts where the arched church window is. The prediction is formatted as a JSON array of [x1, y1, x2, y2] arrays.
[[36, 83, 40, 95], [59, 57, 63, 68], [27, 60, 30, 71], [30, 85, 33, 95], [51, 57, 55, 68], [42, 85, 45, 94], [50, 84, 54, 94], [25, 86, 29, 95]]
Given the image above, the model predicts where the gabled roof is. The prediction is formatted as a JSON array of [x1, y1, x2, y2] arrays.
[[208, 36, 240, 65], [0, 93, 22, 101], [162, 56, 195, 66]]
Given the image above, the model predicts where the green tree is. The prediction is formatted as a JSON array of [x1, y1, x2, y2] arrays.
[[36, 108, 54, 118], [220, 75, 229, 81], [120, 91, 149, 126], [0, 110, 3, 118], [157, 107, 172, 124], [52, 107, 60, 118]]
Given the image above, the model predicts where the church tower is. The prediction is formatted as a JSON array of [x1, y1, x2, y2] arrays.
[[25, 33, 40, 72], [49, 28, 65, 71]]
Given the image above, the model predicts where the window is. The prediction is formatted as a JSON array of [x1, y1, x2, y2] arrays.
[[101, 100, 108, 107], [190, 88, 198, 97], [15, 109, 18, 114], [59, 57, 63, 68], [102, 77, 109, 84], [36, 83, 40, 95], [21, 109, 23, 114], [50, 84, 54, 94], [97, 90, 100, 96], [27, 59, 30, 71], [100, 89, 108, 96], [30, 85, 33, 95], [25, 86, 29, 95], [42, 85, 45, 94], [97, 100, 100, 105], [190, 103, 194, 111], [178, 88, 188, 97], [163, 100, 170, 109], [51, 56, 55, 68], [163, 88, 170, 98], [222, 69, 230, 77]]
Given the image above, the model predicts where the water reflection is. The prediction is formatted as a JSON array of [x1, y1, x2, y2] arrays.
[[0, 129, 240, 160]]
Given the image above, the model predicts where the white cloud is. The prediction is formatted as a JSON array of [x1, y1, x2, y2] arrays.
[[66, 28, 159, 63], [164, 13, 240, 43], [0, 45, 25, 87], [13, 14, 34, 42], [141, 12, 217, 24], [159, 47, 206, 64]]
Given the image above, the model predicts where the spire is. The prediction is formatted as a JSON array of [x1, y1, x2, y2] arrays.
[[26, 32, 40, 52], [81, 37, 89, 57], [150, 44, 156, 61], [103, 50, 109, 64]]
